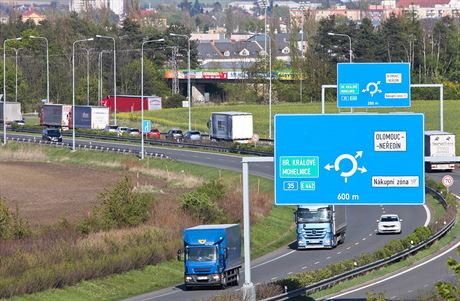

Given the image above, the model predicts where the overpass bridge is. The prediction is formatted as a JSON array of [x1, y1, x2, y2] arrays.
[[162, 69, 301, 102]]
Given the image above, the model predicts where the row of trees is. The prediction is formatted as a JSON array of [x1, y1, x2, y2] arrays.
[[0, 14, 196, 112], [1, 9, 459, 112]]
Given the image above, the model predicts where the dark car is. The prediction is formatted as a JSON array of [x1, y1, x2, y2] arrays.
[[166, 129, 183, 141], [42, 128, 62, 142], [183, 130, 202, 142], [146, 128, 161, 139]]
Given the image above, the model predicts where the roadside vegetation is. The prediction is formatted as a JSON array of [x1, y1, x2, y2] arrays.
[[202, 178, 458, 301], [0, 142, 294, 300]]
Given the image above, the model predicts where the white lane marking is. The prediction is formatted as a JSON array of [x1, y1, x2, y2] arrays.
[[407, 290, 413, 293], [337, 251, 342, 255], [374, 229, 378, 232], [390, 296, 397, 300], [369, 233, 373, 236], [382, 210, 386, 214], [314, 261, 320, 265], [140, 290, 178, 301], [326, 256, 331, 260], [423, 284, 429, 288], [302, 266, 308, 269], [324, 240, 460, 300], [252, 249, 296, 269], [423, 204, 431, 227], [362, 238, 367, 241], [288, 272, 293, 275], [271, 277, 278, 280], [347, 247, 351, 250], [354, 242, 359, 246]]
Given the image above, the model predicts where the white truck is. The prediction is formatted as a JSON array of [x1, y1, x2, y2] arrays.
[[0, 101, 22, 124], [295, 205, 347, 249], [425, 131, 456, 171], [208, 112, 253, 143]]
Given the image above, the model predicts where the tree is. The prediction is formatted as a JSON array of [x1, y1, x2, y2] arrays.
[[436, 246, 460, 300]]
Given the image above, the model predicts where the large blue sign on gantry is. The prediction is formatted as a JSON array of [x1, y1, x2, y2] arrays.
[[337, 63, 410, 108], [274, 114, 425, 205]]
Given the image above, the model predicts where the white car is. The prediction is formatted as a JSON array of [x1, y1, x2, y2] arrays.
[[377, 214, 402, 234]]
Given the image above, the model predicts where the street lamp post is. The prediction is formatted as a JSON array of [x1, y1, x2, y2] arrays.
[[30, 36, 49, 102], [98, 50, 109, 106], [3, 37, 22, 145], [299, 1, 306, 103], [141, 38, 164, 160], [82, 48, 92, 105], [96, 35, 117, 125], [169, 33, 191, 131], [327, 32, 352, 63], [250, 33, 272, 139], [73, 38, 94, 151], [11, 47, 23, 103]]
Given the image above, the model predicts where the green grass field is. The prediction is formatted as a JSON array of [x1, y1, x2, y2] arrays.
[[119, 100, 460, 150]]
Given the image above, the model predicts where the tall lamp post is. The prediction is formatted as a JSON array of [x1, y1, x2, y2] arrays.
[[96, 35, 117, 125], [82, 48, 93, 105], [250, 33, 272, 139], [141, 38, 164, 160], [3, 37, 22, 145], [11, 47, 23, 103], [30, 36, 49, 102], [73, 38, 94, 151], [299, 1, 306, 102], [98, 50, 110, 105], [327, 32, 352, 63], [169, 33, 191, 131], [258, 0, 268, 53]]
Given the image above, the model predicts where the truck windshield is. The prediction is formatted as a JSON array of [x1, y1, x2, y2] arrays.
[[186, 246, 217, 262], [297, 208, 331, 223]]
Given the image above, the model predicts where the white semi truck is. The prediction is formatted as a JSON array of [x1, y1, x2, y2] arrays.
[[425, 131, 456, 171], [295, 205, 347, 249], [208, 112, 253, 143]]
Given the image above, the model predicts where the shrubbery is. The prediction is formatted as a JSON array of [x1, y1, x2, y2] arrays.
[[181, 181, 228, 223], [78, 176, 154, 234], [0, 198, 31, 240]]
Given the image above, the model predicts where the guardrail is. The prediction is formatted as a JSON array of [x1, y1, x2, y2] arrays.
[[10, 128, 273, 156], [262, 190, 455, 301], [5, 136, 171, 159]]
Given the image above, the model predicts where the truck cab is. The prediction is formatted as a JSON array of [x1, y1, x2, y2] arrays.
[[295, 205, 346, 249], [179, 224, 241, 290]]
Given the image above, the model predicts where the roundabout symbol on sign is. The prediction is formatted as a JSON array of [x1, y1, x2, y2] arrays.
[[325, 151, 367, 183]]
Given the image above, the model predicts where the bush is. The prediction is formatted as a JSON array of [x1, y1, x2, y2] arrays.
[[0, 198, 31, 240], [78, 176, 154, 233], [163, 94, 186, 108], [196, 180, 226, 202], [180, 191, 227, 223]]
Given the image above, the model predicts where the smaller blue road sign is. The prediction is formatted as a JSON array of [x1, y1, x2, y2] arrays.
[[143, 120, 151, 133], [337, 63, 411, 108]]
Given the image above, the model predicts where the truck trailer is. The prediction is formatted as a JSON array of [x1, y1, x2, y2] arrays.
[[40, 104, 72, 128], [425, 131, 456, 171], [101, 95, 162, 112], [0, 101, 22, 124], [70, 106, 109, 129], [179, 224, 241, 289], [208, 112, 253, 143], [295, 205, 347, 249]]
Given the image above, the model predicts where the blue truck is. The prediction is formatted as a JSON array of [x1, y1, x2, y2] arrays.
[[178, 224, 241, 290], [295, 205, 347, 249]]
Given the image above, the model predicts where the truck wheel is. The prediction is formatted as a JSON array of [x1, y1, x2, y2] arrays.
[[339, 233, 345, 244], [234, 271, 240, 286], [221, 274, 227, 289]]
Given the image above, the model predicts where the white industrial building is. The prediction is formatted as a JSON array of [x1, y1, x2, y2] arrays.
[[69, 0, 125, 16]]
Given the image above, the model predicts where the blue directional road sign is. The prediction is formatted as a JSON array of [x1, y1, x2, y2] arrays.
[[274, 114, 425, 205], [143, 120, 151, 133], [337, 63, 410, 108]]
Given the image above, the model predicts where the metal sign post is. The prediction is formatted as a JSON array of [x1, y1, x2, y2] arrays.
[[241, 156, 273, 301]]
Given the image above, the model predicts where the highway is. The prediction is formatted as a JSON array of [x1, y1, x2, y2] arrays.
[[3, 133, 440, 301]]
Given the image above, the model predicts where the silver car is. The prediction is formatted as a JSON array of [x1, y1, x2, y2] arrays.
[[184, 131, 202, 142]]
